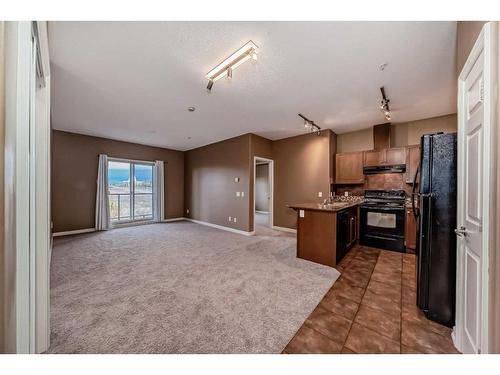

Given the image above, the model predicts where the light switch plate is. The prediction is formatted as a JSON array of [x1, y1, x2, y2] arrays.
[[241, 191, 244, 197], [234, 177, 240, 182], [236, 192, 240, 197], [344, 191, 349, 196], [228, 216, 232, 222], [318, 192, 323, 198], [233, 217, 237, 222], [299, 210, 305, 218]]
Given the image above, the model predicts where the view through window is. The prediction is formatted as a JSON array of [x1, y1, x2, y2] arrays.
[[108, 160, 154, 223]]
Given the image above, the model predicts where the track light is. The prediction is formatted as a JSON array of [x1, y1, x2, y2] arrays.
[[379, 86, 391, 121], [298, 114, 321, 135], [205, 40, 258, 91], [206, 78, 214, 92]]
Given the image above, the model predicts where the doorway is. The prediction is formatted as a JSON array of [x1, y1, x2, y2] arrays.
[[253, 157, 273, 234]]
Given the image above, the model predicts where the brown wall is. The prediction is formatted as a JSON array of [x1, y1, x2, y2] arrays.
[[272, 130, 334, 229], [184, 134, 252, 232], [457, 21, 487, 77], [51, 130, 184, 233]]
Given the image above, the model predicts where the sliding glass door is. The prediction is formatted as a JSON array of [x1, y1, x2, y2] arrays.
[[108, 159, 154, 224]]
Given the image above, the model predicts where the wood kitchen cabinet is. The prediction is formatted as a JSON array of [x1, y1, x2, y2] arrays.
[[363, 147, 406, 166], [405, 207, 417, 252], [385, 147, 406, 165], [363, 150, 382, 166], [335, 152, 364, 184], [406, 145, 421, 184]]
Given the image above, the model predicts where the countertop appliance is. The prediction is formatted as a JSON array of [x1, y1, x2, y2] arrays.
[[360, 190, 406, 252], [413, 132, 457, 327]]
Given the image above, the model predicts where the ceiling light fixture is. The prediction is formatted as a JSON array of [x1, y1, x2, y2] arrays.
[[379, 86, 391, 121], [205, 40, 258, 92], [298, 114, 322, 136]]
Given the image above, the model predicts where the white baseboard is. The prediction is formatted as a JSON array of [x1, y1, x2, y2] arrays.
[[255, 210, 269, 214], [52, 228, 95, 237], [162, 217, 186, 222], [272, 225, 297, 234], [186, 218, 255, 236]]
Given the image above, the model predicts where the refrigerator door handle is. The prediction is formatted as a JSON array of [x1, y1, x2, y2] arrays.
[[412, 165, 420, 218]]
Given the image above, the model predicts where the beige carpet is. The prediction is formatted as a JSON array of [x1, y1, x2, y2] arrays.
[[48, 221, 339, 353]]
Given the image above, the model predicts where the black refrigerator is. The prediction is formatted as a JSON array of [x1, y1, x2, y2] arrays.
[[412, 133, 457, 327]]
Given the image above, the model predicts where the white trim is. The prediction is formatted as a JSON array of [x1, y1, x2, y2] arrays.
[[253, 156, 274, 231], [255, 210, 269, 214], [162, 217, 185, 222], [272, 225, 297, 234], [53, 218, 187, 237], [455, 21, 496, 354], [108, 156, 155, 165], [186, 218, 255, 236], [52, 228, 95, 237]]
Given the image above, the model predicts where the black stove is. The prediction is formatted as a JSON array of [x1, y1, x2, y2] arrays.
[[360, 190, 406, 252]]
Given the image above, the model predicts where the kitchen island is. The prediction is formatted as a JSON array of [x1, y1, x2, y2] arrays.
[[288, 199, 363, 267]]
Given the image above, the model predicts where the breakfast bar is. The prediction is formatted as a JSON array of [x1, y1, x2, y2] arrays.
[[288, 200, 362, 267]]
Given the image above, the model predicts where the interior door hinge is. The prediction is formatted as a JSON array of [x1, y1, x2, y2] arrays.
[[480, 79, 484, 101]]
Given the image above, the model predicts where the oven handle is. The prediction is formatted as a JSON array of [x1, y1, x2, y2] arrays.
[[360, 206, 405, 212]]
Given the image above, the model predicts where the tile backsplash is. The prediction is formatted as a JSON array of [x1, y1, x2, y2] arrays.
[[334, 173, 411, 196]]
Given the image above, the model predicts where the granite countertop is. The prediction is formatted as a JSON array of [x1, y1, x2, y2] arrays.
[[288, 198, 364, 213]]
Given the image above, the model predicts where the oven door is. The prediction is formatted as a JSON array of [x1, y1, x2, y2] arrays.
[[360, 206, 405, 251]]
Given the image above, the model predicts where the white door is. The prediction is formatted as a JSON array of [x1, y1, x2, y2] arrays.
[[456, 22, 495, 354]]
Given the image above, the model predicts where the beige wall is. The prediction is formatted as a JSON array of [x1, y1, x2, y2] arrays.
[[255, 164, 269, 212], [51, 130, 184, 233], [336, 114, 458, 152], [184, 134, 252, 232], [0, 21, 5, 353], [457, 21, 487, 77], [273, 130, 334, 229], [391, 114, 458, 147], [336, 127, 373, 153]]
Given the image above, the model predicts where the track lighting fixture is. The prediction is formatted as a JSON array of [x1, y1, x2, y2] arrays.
[[205, 40, 258, 92], [379, 86, 391, 121], [298, 114, 322, 135], [206, 78, 214, 92]]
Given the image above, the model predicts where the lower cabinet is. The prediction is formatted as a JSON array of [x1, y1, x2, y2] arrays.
[[405, 207, 417, 252], [336, 206, 358, 263]]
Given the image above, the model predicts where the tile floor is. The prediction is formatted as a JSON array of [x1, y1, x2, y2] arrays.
[[283, 245, 460, 354]]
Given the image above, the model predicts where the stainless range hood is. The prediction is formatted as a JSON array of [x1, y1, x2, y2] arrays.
[[363, 164, 406, 175]]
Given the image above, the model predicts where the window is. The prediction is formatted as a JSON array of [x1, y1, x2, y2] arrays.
[[108, 159, 154, 224]]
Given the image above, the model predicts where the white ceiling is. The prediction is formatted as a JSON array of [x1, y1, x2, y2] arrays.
[[48, 21, 457, 151]]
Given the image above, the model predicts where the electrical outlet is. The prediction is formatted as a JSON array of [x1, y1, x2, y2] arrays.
[[233, 217, 237, 223], [318, 192, 323, 198], [235, 177, 240, 182], [186, 209, 190, 214], [236, 192, 241, 197], [228, 216, 232, 222], [344, 191, 349, 196]]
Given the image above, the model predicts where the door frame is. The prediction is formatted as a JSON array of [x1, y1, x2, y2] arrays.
[[455, 21, 497, 354], [4, 21, 51, 354], [253, 156, 274, 229]]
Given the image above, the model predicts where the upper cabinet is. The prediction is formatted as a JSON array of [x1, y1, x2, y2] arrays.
[[406, 145, 421, 184], [335, 152, 364, 184], [363, 147, 406, 167]]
